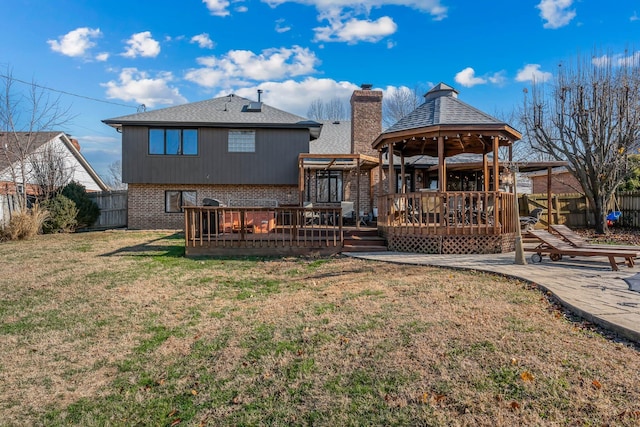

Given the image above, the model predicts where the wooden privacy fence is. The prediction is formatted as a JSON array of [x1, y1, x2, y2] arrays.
[[86, 190, 128, 230], [520, 192, 640, 229]]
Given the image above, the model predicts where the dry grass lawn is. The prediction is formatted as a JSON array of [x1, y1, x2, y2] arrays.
[[1, 231, 640, 426]]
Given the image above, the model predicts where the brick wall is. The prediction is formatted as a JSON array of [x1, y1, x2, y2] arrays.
[[128, 183, 298, 229], [531, 171, 583, 194]]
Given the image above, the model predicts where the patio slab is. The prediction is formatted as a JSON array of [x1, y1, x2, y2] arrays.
[[344, 250, 640, 344]]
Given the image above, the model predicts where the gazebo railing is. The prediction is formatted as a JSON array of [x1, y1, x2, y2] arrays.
[[377, 191, 516, 236]]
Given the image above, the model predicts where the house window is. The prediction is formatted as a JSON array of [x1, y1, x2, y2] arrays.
[[149, 129, 198, 155], [316, 171, 343, 203], [165, 190, 196, 213], [228, 130, 255, 152]]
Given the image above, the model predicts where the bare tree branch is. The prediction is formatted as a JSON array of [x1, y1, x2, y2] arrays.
[[522, 51, 640, 233]]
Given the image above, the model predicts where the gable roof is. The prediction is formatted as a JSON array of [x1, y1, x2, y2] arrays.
[[310, 120, 351, 154], [383, 83, 508, 134], [0, 132, 108, 191], [103, 94, 322, 139]]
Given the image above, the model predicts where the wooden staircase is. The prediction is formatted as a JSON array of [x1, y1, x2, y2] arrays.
[[342, 228, 388, 253]]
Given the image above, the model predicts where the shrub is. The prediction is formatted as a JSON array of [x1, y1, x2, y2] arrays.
[[61, 181, 100, 228], [1, 204, 50, 241], [42, 194, 78, 233]]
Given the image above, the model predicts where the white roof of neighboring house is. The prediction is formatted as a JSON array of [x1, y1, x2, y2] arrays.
[[0, 132, 108, 191]]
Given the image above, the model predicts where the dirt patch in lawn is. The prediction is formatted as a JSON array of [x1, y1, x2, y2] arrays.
[[1, 231, 639, 426]]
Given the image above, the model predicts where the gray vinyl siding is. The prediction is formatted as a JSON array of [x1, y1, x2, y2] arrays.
[[122, 126, 309, 185]]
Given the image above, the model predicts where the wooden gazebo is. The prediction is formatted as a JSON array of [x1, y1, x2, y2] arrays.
[[371, 83, 522, 254]]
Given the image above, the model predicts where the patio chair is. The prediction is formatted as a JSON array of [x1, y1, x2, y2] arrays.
[[520, 207, 543, 231], [303, 202, 320, 226], [341, 201, 355, 225], [550, 224, 640, 255], [525, 229, 639, 271]]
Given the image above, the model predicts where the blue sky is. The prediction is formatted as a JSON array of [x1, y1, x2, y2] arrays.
[[1, 0, 638, 180]]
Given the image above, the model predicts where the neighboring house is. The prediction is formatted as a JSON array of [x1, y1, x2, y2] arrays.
[[526, 167, 583, 194], [0, 131, 108, 197]]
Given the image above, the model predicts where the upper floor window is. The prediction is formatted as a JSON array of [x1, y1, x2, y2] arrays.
[[228, 130, 255, 152], [149, 129, 198, 155]]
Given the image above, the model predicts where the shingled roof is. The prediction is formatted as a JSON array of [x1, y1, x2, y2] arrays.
[[309, 120, 351, 154], [103, 94, 322, 139], [384, 83, 507, 134], [372, 83, 521, 157]]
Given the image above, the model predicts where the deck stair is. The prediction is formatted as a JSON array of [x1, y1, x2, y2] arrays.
[[342, 228, 388, 253]]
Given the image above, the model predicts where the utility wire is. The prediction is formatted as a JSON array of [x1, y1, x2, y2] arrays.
[[0, 73, 139, 110]]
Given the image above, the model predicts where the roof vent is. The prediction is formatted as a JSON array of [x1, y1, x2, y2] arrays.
[[246, 102, 263, 112], [360, 83, 373, 90]]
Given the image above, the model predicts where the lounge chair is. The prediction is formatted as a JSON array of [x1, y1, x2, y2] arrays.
[[520, 207, 543, 231], [551, 224, 640, 254], [526, 229, 639, 271]]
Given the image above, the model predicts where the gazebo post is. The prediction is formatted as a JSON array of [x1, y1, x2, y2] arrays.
[[356, 159, 361, 230], [483, 152, 489, 192], [400, 152, 406, 193], [388, 143, 395, 194], [437, 136, 445, 191], [492, 136, 499, 191]]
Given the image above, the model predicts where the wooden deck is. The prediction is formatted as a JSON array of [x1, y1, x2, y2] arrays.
[[184, 206, 347, 256]]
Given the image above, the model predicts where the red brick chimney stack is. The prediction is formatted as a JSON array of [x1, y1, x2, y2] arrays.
[[350, 84, 382, 156]]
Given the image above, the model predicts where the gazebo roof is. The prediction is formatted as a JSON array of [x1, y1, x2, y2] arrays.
[[372, 83, 521, 157]]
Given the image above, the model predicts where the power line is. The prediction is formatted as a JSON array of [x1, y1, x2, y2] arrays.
[[0, 73, 139, 110]]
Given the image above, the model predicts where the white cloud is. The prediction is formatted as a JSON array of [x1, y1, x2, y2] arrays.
[[515, 64, 552, 83], [314, 15, 397, 43], [190, 33, 215, 49], [122, 31, 161, 58], [47, 27, 102, 57], [454, 67, 487, 87], [235, 5, 248, 12], [631, 11, 639, 22], [96, 52, 110, 62], [203, 0, 231, 16], [536, 0, 576, 29], [102, 68, 187, 107], [592, 51, 640, 67], [275, 19, 291, 33], [185, 46, 320, 87], [218, 77, 359, 116], [488, 71, 507, 85], [263, 0, 447, 21]]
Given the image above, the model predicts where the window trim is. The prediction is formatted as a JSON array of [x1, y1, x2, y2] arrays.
[[149, 128, 198, 156], [228, 129, 256, 153], [165, 190, 197, 213]]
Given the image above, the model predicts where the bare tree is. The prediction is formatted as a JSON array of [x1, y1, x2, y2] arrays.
[[306, 98, 348, 121], [522, 51, 640, 233], [383, 85, 423, 128], [106, 160, 127, 190], [29, 143, 73, 201], [0, 67, 72, 209]]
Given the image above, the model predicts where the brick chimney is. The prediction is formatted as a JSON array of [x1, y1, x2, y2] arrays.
[[350, 84, 382, 156], [69, 137, 81, 151]]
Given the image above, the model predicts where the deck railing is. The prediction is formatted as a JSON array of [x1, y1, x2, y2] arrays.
[[184, 206, 344, 251], [378, 191, 516, 236]]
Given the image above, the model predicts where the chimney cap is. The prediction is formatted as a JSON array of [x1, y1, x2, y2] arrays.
[[360, 83, 372, 90]]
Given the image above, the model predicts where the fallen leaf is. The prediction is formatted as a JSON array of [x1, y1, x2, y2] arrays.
[[592, 379, 602, 390], [170, 419, 181, 426], [168, 410, 177, 417], [511, 358, 518, 366], [433, 394, 445, 403], [520, 371, 534, 382], [510, 401, 520, 410], [421, 392, 429, 404], [191, 389, 198, 395]]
